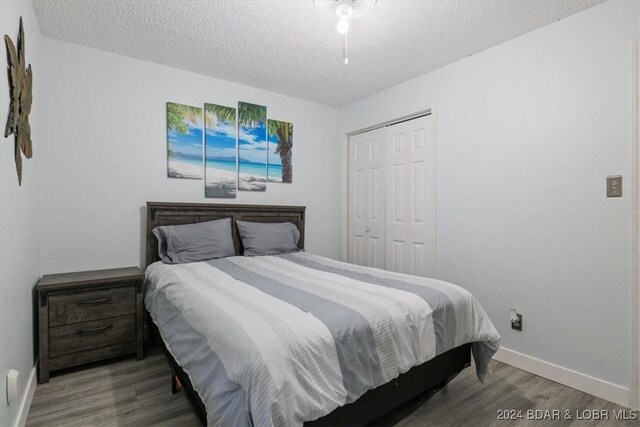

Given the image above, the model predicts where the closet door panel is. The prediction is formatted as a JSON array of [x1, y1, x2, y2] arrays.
[[384, 115, 436, 277], [386, 127, 408, 273], [348, 128, 386, 268]]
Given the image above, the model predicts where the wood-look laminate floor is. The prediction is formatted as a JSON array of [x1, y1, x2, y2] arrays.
[[27, 347, 635, 427]]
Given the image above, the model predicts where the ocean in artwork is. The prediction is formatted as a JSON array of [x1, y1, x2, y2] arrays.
[[166, 102, 203, 179], [267, 164, 283, 182], [205, 103, 237, 198], [238, 102, 267, 191], [267, 120, 293, 183]]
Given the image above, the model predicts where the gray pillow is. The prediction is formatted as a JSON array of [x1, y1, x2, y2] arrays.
[[153, 218, 235, 264], [236, 221, 300, 256]]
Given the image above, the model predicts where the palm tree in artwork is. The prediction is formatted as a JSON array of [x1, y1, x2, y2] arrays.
[[268, 120, 293, 183], [166, 103, 201, 157], [237, 102, 267, 183], [167, 103, 201, 133], [237, 102, 266, 128], [205, 104, 236, 126], [235, 102, 293, 183]]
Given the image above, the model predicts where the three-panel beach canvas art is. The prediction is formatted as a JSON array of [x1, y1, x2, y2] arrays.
[[166, 101, 292, 198]]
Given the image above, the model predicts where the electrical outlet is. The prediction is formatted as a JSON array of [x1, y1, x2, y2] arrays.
[[607, 175, 622, 197], [510, 309, 523, 332]]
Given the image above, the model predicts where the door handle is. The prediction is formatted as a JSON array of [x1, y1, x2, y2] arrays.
[[76, 325, 112, 335], [77, 297, 113, 306], [365, 226, 370, 233]]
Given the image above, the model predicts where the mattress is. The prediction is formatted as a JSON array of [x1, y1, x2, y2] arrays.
[[145, 252, 500, 426]]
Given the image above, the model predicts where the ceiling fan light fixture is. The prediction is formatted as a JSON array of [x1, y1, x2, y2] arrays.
[[336, 2, 354, 18], [313, 0, 377, 18], [335, 2, 353, 34], [314, 0, 377, 64], [336, 15, 349, 34]]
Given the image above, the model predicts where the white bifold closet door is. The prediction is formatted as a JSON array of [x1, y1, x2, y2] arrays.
[[348, 115, 436, 277], [348, 127, 386, 269]]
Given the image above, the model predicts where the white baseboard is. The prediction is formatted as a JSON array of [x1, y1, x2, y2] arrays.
[[13, 366, 37, 427], [493, 347, 629, 408]]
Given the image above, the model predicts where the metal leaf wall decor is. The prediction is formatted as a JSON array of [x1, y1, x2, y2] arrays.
[[4, 17, 33, 186]]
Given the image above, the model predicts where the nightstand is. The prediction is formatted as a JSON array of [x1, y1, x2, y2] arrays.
[[36, 267, 144, 383]]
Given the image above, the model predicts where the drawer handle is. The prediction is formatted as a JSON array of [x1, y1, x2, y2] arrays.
[[76, 325, 112, 335], [77, 297, 113, 306]]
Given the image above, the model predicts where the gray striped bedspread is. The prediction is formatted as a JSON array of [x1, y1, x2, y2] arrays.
[[145, 252, 500, 427]]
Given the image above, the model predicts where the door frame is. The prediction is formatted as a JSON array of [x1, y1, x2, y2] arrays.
[[341, 107, 437, 273], [632, 40, 640, 410]]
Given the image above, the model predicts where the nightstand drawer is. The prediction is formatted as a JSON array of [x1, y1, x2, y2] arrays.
[[49, 286, 135, 326], [49, 342, 137, 372], [49, 315, 135, 357]]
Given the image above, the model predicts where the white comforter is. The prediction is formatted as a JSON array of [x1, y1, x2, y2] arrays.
[[145, 252, 500, 426]]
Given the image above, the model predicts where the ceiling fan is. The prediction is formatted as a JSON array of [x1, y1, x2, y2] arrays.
[[314, 0, 377, 64]]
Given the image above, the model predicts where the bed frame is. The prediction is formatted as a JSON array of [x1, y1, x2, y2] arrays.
[[145, 202, 471, 426]]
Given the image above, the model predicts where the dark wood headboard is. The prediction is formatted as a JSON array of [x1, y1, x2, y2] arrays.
[[146, 202, 306, 267]]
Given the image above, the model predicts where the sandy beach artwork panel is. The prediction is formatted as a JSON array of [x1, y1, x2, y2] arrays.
[[205, 103, 237, 198], [166, 102, 203, 179], [238, 102, 267, 191], [267, 120, 293, 183]]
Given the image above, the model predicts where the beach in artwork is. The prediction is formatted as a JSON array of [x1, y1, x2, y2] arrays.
[[170, 157, 203, 179], [239, 161, 268, 190], [267, 120, 293, 183], [166, 102, 203, 179], [205, 104, 237, 198], [205, 161, 237, 197], [267, 164, 283, 183], [238, 102, 267, 191]]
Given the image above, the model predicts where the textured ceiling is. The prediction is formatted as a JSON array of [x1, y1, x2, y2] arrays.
[[32, 0, 605, 107]]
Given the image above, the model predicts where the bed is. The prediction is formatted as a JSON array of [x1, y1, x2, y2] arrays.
[[144, 202, 500, 426]]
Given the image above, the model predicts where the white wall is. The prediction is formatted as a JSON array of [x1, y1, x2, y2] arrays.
[[39, 39, 341, 274], [4, 0, 636, 420], [0, 1, 42, 426], [339, 0, 639, 389]]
